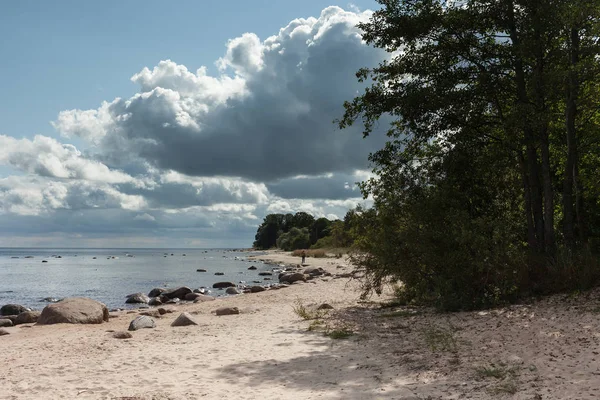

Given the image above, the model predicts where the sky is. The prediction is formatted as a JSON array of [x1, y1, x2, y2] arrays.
[[0, 0, 387, 248]]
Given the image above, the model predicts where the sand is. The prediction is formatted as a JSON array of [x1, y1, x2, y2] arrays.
[[1, 250, 600, 399]]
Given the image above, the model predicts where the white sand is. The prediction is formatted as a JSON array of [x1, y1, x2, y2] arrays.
[[1, 250, 600, 399]]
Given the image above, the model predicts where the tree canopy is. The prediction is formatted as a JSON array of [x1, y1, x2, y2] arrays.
[[339, 0, 600, 310]]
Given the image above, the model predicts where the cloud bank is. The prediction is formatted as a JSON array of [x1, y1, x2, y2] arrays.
[[0, 6, 383, 247]]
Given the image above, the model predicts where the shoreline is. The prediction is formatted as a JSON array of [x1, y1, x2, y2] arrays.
[[2, 250, 600, 399]]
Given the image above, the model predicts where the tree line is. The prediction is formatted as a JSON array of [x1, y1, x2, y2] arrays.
[[336, 0, 600, 310], [252, 210, 367, 251]]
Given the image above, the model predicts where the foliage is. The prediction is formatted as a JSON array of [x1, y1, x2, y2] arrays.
[[339, 0, 600, 310], [291, 249, 327, 258], [276, 227, 311, 251]]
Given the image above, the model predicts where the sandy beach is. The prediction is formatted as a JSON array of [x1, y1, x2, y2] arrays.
[[2, 250, 600, 399]]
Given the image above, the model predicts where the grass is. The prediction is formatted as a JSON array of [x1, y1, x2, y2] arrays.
[[475, 363, 521, 380], [326, 328, 353, 339], [292, 300, 330, 320], [422, 326, 458, 353]]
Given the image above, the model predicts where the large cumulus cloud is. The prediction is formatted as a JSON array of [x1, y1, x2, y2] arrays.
[[0, 6, 386, 246], [52, 6, 387, 181]]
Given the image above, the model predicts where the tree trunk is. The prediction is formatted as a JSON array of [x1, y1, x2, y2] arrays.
[[563, 27, 580, 250]]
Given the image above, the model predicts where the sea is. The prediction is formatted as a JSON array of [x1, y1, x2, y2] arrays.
[[0, 248, 277, 310]]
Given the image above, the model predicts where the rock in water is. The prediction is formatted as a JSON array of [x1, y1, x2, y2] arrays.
[[14, 311, 41, 325], [196, 269, 207, 272], [128, 315, 156, 331], [247, 266, 257, 270], [0, 304, 29, 316], [0, 319, 13, 327], [171, 312, 198, 327], [215, 307, 240, 316], [212, 282, 236, 289], [125, 293, 150, 304], [38, 297, 109, 325], [148, 288, 167, 298], [225, 287, 241, 295], [163, 287, 192, 299], [113, 331, 133, 339], [0, 328, 9, 336]]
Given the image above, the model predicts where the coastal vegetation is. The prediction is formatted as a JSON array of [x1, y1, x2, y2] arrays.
[[336, 0, 600, 310]]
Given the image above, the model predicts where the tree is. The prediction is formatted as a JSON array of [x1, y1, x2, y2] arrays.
[[340, 0, 600, 308]]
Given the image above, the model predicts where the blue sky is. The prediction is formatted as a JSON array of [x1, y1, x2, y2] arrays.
[[0, 1, 383, 247]]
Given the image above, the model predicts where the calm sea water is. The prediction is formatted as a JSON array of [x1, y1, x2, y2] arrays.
[[0, 248, 276, 310]]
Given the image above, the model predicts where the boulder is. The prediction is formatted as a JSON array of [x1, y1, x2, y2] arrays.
[[279, 273, 306, 284], [157, 308, 173, 315], [163, 287, 192, 299], [14, 311, 41, 325], [1, 304, 28, 316], [165, 298, 180, 304], [0, 328, 9, 336], [214, 272, 225, 276], [304, 267, 325, 276], [250, 286, 267, 293], [148, 288, 167, 298], [212, 282, 236, 289], [0, 319, 13, 327], [158, 294, 170, 303], [139, 310, 161, 318], [193, 288, 209, 294], [171, 312, 199, 327], [196, 269, 207, 272], [258, 272, 272, 276], [247, 266, 257, 270], [184, 292, 203, 301], [193, 295, 216, 303], [148, 297, 162, 306], [113, 331, 133, 339], [215, 307, 240, 316], [38, 297, 109, 325], [125, 293, 150, 304], [225, 287, 241, 295], [128, 315, 156, 331]]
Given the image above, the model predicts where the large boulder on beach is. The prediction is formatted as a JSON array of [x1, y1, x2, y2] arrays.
[[1, 304, 28, 316], [279, 272, 306, 284], [125, 293, 150, 304], [215, 307, 240, 316], [38, 297, 109, 325], [148, 288, 167, 298], [212, 282, 236, 289], [0, 319, 13, 327], [163, 287, 192, 299], [171, 312, 198, 327], [128, 315, 156, 331], [14, 311, 41, 325], [193, 295, 216, 303], [250, 286, 267, 293], [0, 328, 9, 336]]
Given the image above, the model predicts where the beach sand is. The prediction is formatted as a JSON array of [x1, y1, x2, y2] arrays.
[[1, 250, 600, 399]]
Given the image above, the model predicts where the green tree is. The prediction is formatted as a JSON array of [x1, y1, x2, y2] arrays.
[[340, 0, 600, 309]]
